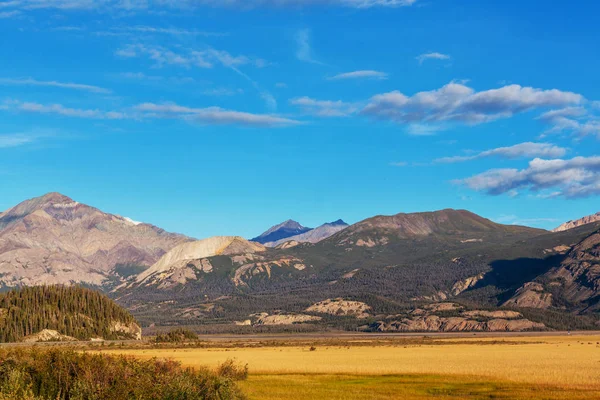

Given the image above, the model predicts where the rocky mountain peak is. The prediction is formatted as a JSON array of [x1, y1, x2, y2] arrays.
[[553, 212, 600, 232], [251, 219, 312, 244]]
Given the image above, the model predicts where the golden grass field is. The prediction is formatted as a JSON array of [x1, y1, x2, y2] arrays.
[[99, 334, 600, 400]]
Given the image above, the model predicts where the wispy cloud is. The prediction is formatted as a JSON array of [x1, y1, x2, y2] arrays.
[[435, 142, 567, 163], [2, 99, 301, 128], [295, 29, 324, 65], [111, 26, 225, 37], [457, 156, 600, 199], [493, 214, 559, 226], [134, 103, 300, 127], [416, 52, 451, 64], [328, 70, 388, 80], [0, 77, 110, 94], [538, 106, 600, 139], [0, 10, 20, 17], [2, 100, 127, 119], [362, 82, 584, 128], [290, 96, 357, 117], [115, 44, 268, 70], [1, 0, 418, 13], [0, 132, 44, 148]]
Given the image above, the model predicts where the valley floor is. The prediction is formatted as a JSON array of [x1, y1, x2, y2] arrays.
[[97, 333, 600, 399]]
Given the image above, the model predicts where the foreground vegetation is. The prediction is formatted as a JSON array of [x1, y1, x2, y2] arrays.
[[0, 285, 138, 342], [101, 334, 600, 399], [0, 347, 246, 400]]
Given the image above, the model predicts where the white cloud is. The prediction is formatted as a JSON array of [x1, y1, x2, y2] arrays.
[[389, 161, 408, 167], [457, 156, 600, 199], [134, 102, 300, 127], [0, 77, 110, 94], [290, 96, 357, 117], [362, 82, 584, 127], [416, 52, 450, 64], [328, 70, 388, 80], [435, 142, 567, 163]]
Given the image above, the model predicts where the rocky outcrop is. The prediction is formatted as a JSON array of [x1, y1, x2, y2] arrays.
[[253, 313, 321, 326], [371, 316, 544, 332], [553, 212, 600, 232], [306, 298, 371, 318], [232, 257, 306, 286], [505, 229, 600, 310], [23, 329, 78, 343], [111, 321, 142, 340], [503, 282, 553, 309]]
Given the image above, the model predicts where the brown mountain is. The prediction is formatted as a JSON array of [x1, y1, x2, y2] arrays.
[[553, 212, 600, 232], [0, 193, 190, 288], [330, 209, 545, 247]]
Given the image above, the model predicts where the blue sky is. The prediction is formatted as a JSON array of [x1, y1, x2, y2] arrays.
[[1, 0, 599, 239]]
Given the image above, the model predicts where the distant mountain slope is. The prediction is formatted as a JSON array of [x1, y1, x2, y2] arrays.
[[0, 193, 190, 288], [0, 285, 141, 342], [251, 220, 312, 244], [264, 220, 349, 247], [329, 209, 546, 247], [553, 212, 600, 232]]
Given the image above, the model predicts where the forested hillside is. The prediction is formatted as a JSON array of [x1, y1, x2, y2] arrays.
[[0, 285, 140, 342]]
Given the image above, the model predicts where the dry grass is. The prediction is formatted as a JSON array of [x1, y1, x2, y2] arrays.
[[98, 334, 600, 399]]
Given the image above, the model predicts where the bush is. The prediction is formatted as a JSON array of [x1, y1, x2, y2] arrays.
[[0, 348, 246, 400], [216, 359, 248, 381]]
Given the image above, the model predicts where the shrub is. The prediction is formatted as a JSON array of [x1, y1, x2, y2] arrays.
[[216, 359, 248, 381], [0, 348, 246, 400]]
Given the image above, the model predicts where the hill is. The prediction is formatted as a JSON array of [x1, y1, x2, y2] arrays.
[[0, 285, 141, 342], [0, 192, 190, 289], [251, 220, 312, 244], [135, 236, 266, 287]]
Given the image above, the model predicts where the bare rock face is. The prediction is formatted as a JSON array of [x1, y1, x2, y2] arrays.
[[23, 329, 78, 343], [505, 229, 600, 310], [553, 212, 600, 232], [306, 298, 371, 318], [372, 316, 544, 332], [503, 282, 553, 309], [252, 313, 321, 326], [111, 321, 142, 340], [0, 193, 190, 288]]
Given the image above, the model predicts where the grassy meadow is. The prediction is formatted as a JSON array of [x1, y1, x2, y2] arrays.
[[98, 334, 600, 400]]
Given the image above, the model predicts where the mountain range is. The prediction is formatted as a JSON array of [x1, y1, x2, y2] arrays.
[[1, 193, 599, 332]]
